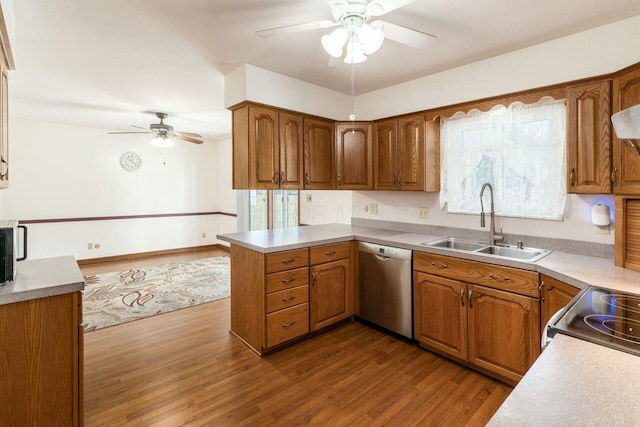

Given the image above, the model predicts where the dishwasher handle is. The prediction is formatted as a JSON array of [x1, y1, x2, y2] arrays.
[[375, 254, 391, 261]]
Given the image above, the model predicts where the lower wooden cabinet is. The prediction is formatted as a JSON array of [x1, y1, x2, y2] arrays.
[[309, 242, 355, 331], [0, 292, 83, 426], [230, 242, 355, 355], [414, 252, 541, 384], [540, 275, 580, 330]]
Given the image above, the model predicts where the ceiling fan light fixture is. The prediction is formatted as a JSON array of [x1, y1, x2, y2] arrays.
[[359, 22, 385, 55], [322, 28, 348, 57], [149, 134, 174, 148], [344, 39, 367, 64]]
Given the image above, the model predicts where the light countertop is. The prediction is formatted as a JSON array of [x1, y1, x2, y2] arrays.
[[217, 223, 640, 295], [0, 256, 85, 305], [487, 333, 640, 426]]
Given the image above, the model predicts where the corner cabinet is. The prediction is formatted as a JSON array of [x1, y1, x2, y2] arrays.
[[413, 252, 540, 384], [612, 64, 640, 194], [373, 114, 439, 191], [231, 103, 303, 190], [539, 275, 580, 330], [335, 122, 373, 189], [304, 117, 335, 189], [566, 80, 612, 194]]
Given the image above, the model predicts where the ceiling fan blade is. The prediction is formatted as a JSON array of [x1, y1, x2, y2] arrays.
[[108, 131, 152, 135], [368, 0, 416, 16], [378, 20, 436, 49], [256, 20, 336, 38], [131, 125, 149, 130], [175, 133, 204, 144], [175, 131, 203, 138]]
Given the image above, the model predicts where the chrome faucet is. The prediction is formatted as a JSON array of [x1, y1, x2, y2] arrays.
[[480, 183, 503, 245]]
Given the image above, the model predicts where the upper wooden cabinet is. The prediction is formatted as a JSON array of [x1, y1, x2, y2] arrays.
[[304, 117, 335, 190], [232, 104, 303, 190], [613, 65, 640, 194], [374, 114, 439, 191], [335, 122, 373, 190], [566, 80, 612, 194]]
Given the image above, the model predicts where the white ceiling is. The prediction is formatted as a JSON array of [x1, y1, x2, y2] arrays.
[[9, 0, 640, 142]]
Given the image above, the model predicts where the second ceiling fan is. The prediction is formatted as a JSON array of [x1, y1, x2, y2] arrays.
[[256, 0, 436, 64]]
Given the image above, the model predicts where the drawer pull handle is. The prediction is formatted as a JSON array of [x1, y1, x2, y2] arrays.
[[489, 274, 510, 281], [282, 296, 296, 302], [469, 290, 474, 308], [325, 251, 336, 256], [282, 258, 295, 264], [282, 277, 296, 283], [460, 288, 465, 306], [282, 321, 296, 328], [431, 261, 448, 269]]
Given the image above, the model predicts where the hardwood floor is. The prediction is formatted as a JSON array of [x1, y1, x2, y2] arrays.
[[81, 251, 512, 426]]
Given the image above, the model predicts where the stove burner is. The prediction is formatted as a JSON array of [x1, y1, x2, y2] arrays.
[[584, 314, 640, 345], [597, 293, 640, 314]]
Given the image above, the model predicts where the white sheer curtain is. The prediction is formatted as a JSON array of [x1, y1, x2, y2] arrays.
[[440, 98, 567, 220]]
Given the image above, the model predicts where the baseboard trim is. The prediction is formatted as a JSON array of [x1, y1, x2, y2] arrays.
[[77, 244, 230, 265]]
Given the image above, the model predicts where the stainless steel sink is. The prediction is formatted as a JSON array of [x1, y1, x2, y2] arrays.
[[422, 238, 551, 262], [426, 238, 487, 252]]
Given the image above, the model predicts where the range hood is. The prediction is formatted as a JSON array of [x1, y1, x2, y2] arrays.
[[612, 104, 640, 155]]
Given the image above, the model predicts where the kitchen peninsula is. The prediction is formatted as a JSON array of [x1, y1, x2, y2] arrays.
[[218, 222, 640, 425]]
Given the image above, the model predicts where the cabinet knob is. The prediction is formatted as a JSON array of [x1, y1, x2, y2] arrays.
[[281, 171, 285, 184], [460, 288, 465, 306], [305, 172, 310, 186], [337, 174, 341, 186], [273, 172, 279, 184], [611, 166, 618, 187], [469, 289, 474, 309]]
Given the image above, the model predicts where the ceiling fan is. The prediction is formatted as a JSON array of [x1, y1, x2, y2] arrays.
[[109, 112, 204, 147], [256, 0, 436, 64]]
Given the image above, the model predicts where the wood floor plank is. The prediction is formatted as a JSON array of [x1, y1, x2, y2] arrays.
[[82, 251, 512, 426]]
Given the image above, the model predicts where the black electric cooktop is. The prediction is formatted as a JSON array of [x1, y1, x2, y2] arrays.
[[548, 286, 640, 356]]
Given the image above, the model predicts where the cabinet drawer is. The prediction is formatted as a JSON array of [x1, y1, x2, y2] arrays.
[[266, 285, 309, 313], [266, 303, 309, 348], [414, 251, 540, 298], [310, 241, 352, 265], [266, 248, 309, 273], [266, 267, 309, 293]]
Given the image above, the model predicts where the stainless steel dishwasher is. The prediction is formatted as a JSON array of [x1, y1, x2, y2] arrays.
[[358, 242, 413, 339]]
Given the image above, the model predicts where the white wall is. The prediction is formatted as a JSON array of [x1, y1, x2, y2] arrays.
[[2, 118, 236, 259], [299, 190, 352, 225]]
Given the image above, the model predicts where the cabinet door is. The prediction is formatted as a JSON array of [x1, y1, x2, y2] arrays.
[[540, 275, 579, 330], [0, 64, 8, 189], [279, 112, 303, 189], [467, 284, 540, 383], [336, 122, 373, 189], [310, 258, 351, 331], [0, 293, 80, 425], [613, 66, 640, 194], [414, 272, 467, 360], [397, 114, 425, 191], [249, 106, 279, 189], [304, 117, 335, 189], [374, 118, 398, 190], [566, 80, 612, 194]]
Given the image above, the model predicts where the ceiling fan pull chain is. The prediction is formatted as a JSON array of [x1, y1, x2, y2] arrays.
[[349, 62, 356, 126]]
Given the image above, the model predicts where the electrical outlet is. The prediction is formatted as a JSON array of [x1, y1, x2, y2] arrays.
[[370, 204, 378, 214], [419, 207, 429, 218], [306, 194, 312, 202], [363, 205, 369, 213], [202, 232, 206, 238], [87, 243, 93, 250], [596, 225, 610, 235]]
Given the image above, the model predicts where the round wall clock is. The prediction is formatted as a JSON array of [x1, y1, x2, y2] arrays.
[[120, 151, 142, 171]]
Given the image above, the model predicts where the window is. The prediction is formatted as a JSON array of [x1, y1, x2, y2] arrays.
[[440, 98, 567, 220], [248, 190, 299, 231]]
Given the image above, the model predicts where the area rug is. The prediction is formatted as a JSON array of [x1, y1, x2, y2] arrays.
[[82, 256, 230, 332]]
